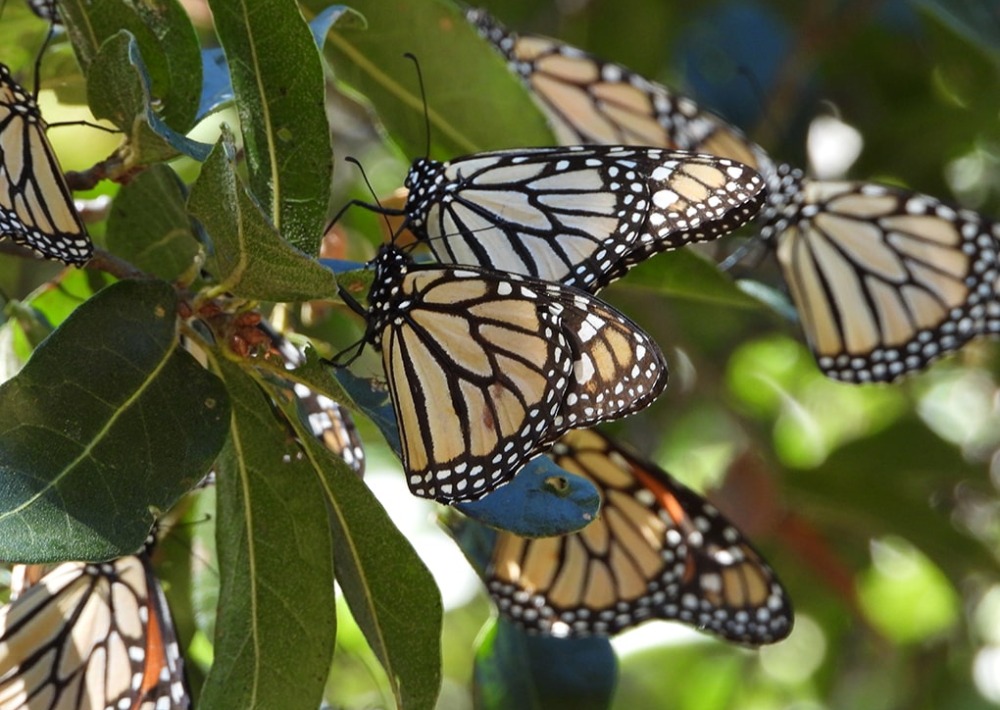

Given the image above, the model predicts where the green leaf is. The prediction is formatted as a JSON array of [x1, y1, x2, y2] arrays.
[[324, 454, 443, 710], [783, 416, 996, 578], [87, 31, 211, 162], [105, 164, 201, 281], [273, 385, 442, 710], [0, 280, 230, 562], [323, 0, 553, 159], [856, 537, 960, 643], [252, 345, 357, 412], [614, 248, 764, 308], [188, 129, 339, 302], [201, 358, 336, 710], [208, 0, 332, 254], [8, 270, 114, 363], [60, 0, 202, 130]]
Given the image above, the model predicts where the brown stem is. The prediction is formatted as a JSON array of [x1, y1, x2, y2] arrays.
[[83, 247, 148, 281]]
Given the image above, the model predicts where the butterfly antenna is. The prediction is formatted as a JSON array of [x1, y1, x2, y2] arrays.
[[345, 157, 383, 212], [403, 52, 431, 159], [324, 157, 406, 236], [341, 156, 403, 245]]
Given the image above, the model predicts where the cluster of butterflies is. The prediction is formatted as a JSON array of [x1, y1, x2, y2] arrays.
[[458, 8, 1000, 386], [2, 2, 999, 706]]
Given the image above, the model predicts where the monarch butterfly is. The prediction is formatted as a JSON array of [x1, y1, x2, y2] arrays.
[[184, 311, 367, 475], [351, 243, 667, 503], [265, 324, 367, 475], [467, 8, 1000, 382], [0, 533, 191, 709], [464, 8, 775, 178], [761, 165, 1000, 382], [0, 62, 91, 265], [292, 383, 366, 475], [478, 428, 792, 643], [400, 145, 765, 291]]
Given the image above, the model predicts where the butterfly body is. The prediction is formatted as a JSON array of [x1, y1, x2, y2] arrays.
[[362, 244, 667, 503], [402, 145, 765, 292]]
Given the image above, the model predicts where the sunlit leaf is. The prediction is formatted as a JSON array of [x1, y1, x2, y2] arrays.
[[188, 128, 338, 302], [208, 0, 331, 253], [857, 536, 960, 643], [323, 0, 553, 160]]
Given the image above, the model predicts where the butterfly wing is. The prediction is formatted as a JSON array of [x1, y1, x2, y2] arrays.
[[466, 9, 773, 175], [405, 146, 765, 292], [293, 383, 366, 475], [366, 246, 667, 503], [765, 172, 1000, 381], [470, 9, 1000, 382], [487, 428, 792, 644], [605, 151, 765, 287], [0, 554, 190, 710], [404, 147, 644, 291], [0, 63, 91, 265], [547, 287, 667, 426], [372, 254, 574, 502]]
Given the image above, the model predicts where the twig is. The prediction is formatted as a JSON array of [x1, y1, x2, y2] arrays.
[[84, 247, 147, 281]]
